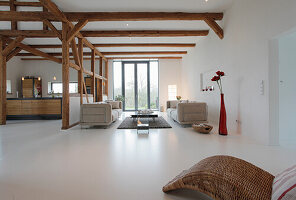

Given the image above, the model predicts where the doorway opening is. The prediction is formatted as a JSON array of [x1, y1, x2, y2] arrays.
[[269, 29, 296, 147]]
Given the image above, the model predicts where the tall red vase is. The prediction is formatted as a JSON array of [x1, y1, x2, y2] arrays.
[[219, 93, 228, 135]]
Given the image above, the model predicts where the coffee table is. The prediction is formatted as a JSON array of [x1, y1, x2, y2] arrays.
[[130, 112, 158, 134], [130, 113, 158, 121]]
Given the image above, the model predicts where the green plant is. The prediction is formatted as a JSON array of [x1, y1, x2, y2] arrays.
[[115, 95, 124, 102]]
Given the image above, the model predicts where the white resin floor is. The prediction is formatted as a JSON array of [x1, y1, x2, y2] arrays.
[[0, 113, 296, 200]]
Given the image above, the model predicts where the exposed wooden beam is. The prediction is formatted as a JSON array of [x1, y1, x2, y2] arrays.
[[107, 56, 183, 60], [0, 11, 58, 21], [3, 36, 25, 56], [81, 30, 209, 37], [91, 49, 95, 101], [38, 0, 68, 22], [98, 57, 103, 102], [66, 19, 88, 42], [7, 47, 21, 61], [17, 42, 62, 63], [82, 70, 107, 81], [83, 69, 93, 77], [62, 22, 69, 129], [0, 11, 223, 21], [0, 30, 57, 38], [43, 7, 49, 30], [0, 38, 7, 125], [105, 60, 108, 96], [43, 19, 62, 40], [14, 1, 43, 7], [69, 62, 80, 71], [0, 1, 9, 6], [204, 16, 224, 39], [78, 38, 83, 104], [28, 43, 196, 48], [82, 39, 107, 61], [70, 39, 81, 68], [0, 30, 209, 38], [83, 79, 89, 103], [9, 0, 17, 30], [17, 51, 187, 56], [38, 0, 107, 61]]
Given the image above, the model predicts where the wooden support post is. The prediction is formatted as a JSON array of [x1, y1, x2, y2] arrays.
[[83, 80, 89, 103], [43, 7, 49, 30], [98, 57, 103, 102], [9, 0, 17, 30], [91, 49, 95, 102], [62, 22, 70, 130], [105, 60, 109, 97], [78, 38, 83, 104], [0, 38, 7, 125]]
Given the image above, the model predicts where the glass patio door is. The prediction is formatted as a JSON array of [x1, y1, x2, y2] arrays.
[[123, 61, 149, 111], [123, 63, 136, 111]]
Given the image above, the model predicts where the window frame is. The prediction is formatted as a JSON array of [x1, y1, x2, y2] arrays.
[[48, 81, 79, 94], [168, 85, 177, 101]]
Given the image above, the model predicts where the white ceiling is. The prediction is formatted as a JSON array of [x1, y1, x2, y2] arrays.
[[0, 0, 234, 58], [52, 0, 234, 12]]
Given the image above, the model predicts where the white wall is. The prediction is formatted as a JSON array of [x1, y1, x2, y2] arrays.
[[181, 0, 296, 144], [279, 32, 296, 144], [69, 95, 93, 125], [159, 59, 182, 111], [6, 57, 23, 98]]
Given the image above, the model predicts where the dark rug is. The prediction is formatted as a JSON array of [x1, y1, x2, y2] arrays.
[[117, 116, 172, 129]]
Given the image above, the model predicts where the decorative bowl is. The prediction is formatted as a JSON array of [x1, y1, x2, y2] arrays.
[[192, 124, 213, 134]]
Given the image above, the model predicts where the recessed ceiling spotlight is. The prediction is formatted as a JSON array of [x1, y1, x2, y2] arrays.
[[205, 0, 208, 2], [126, 23, 129, 26]]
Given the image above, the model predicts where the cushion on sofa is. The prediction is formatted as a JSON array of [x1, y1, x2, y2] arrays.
[[180, 100, 189, 103], [170, 110, 178, 121], [166, 108, 175, 117], [170, 101, 179, 108], [107, 101, 120, 109], [272, 165, 296, 200]]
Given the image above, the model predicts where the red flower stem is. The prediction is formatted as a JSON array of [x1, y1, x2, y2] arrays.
[[220, 78, 223, 94]]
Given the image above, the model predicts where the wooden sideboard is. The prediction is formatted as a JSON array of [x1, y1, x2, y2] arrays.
[[7, 98, 62, 119]]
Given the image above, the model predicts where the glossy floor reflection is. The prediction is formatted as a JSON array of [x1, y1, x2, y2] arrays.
[[0, 113, 295, 200]]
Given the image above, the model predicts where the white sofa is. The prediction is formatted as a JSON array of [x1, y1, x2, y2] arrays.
[[80, 101, 122, 127], [166, 100, 208, 125]]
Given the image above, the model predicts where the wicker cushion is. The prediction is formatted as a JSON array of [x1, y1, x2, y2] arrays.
[[163, 155, 275, 200], [272, 165, 296, 200]]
